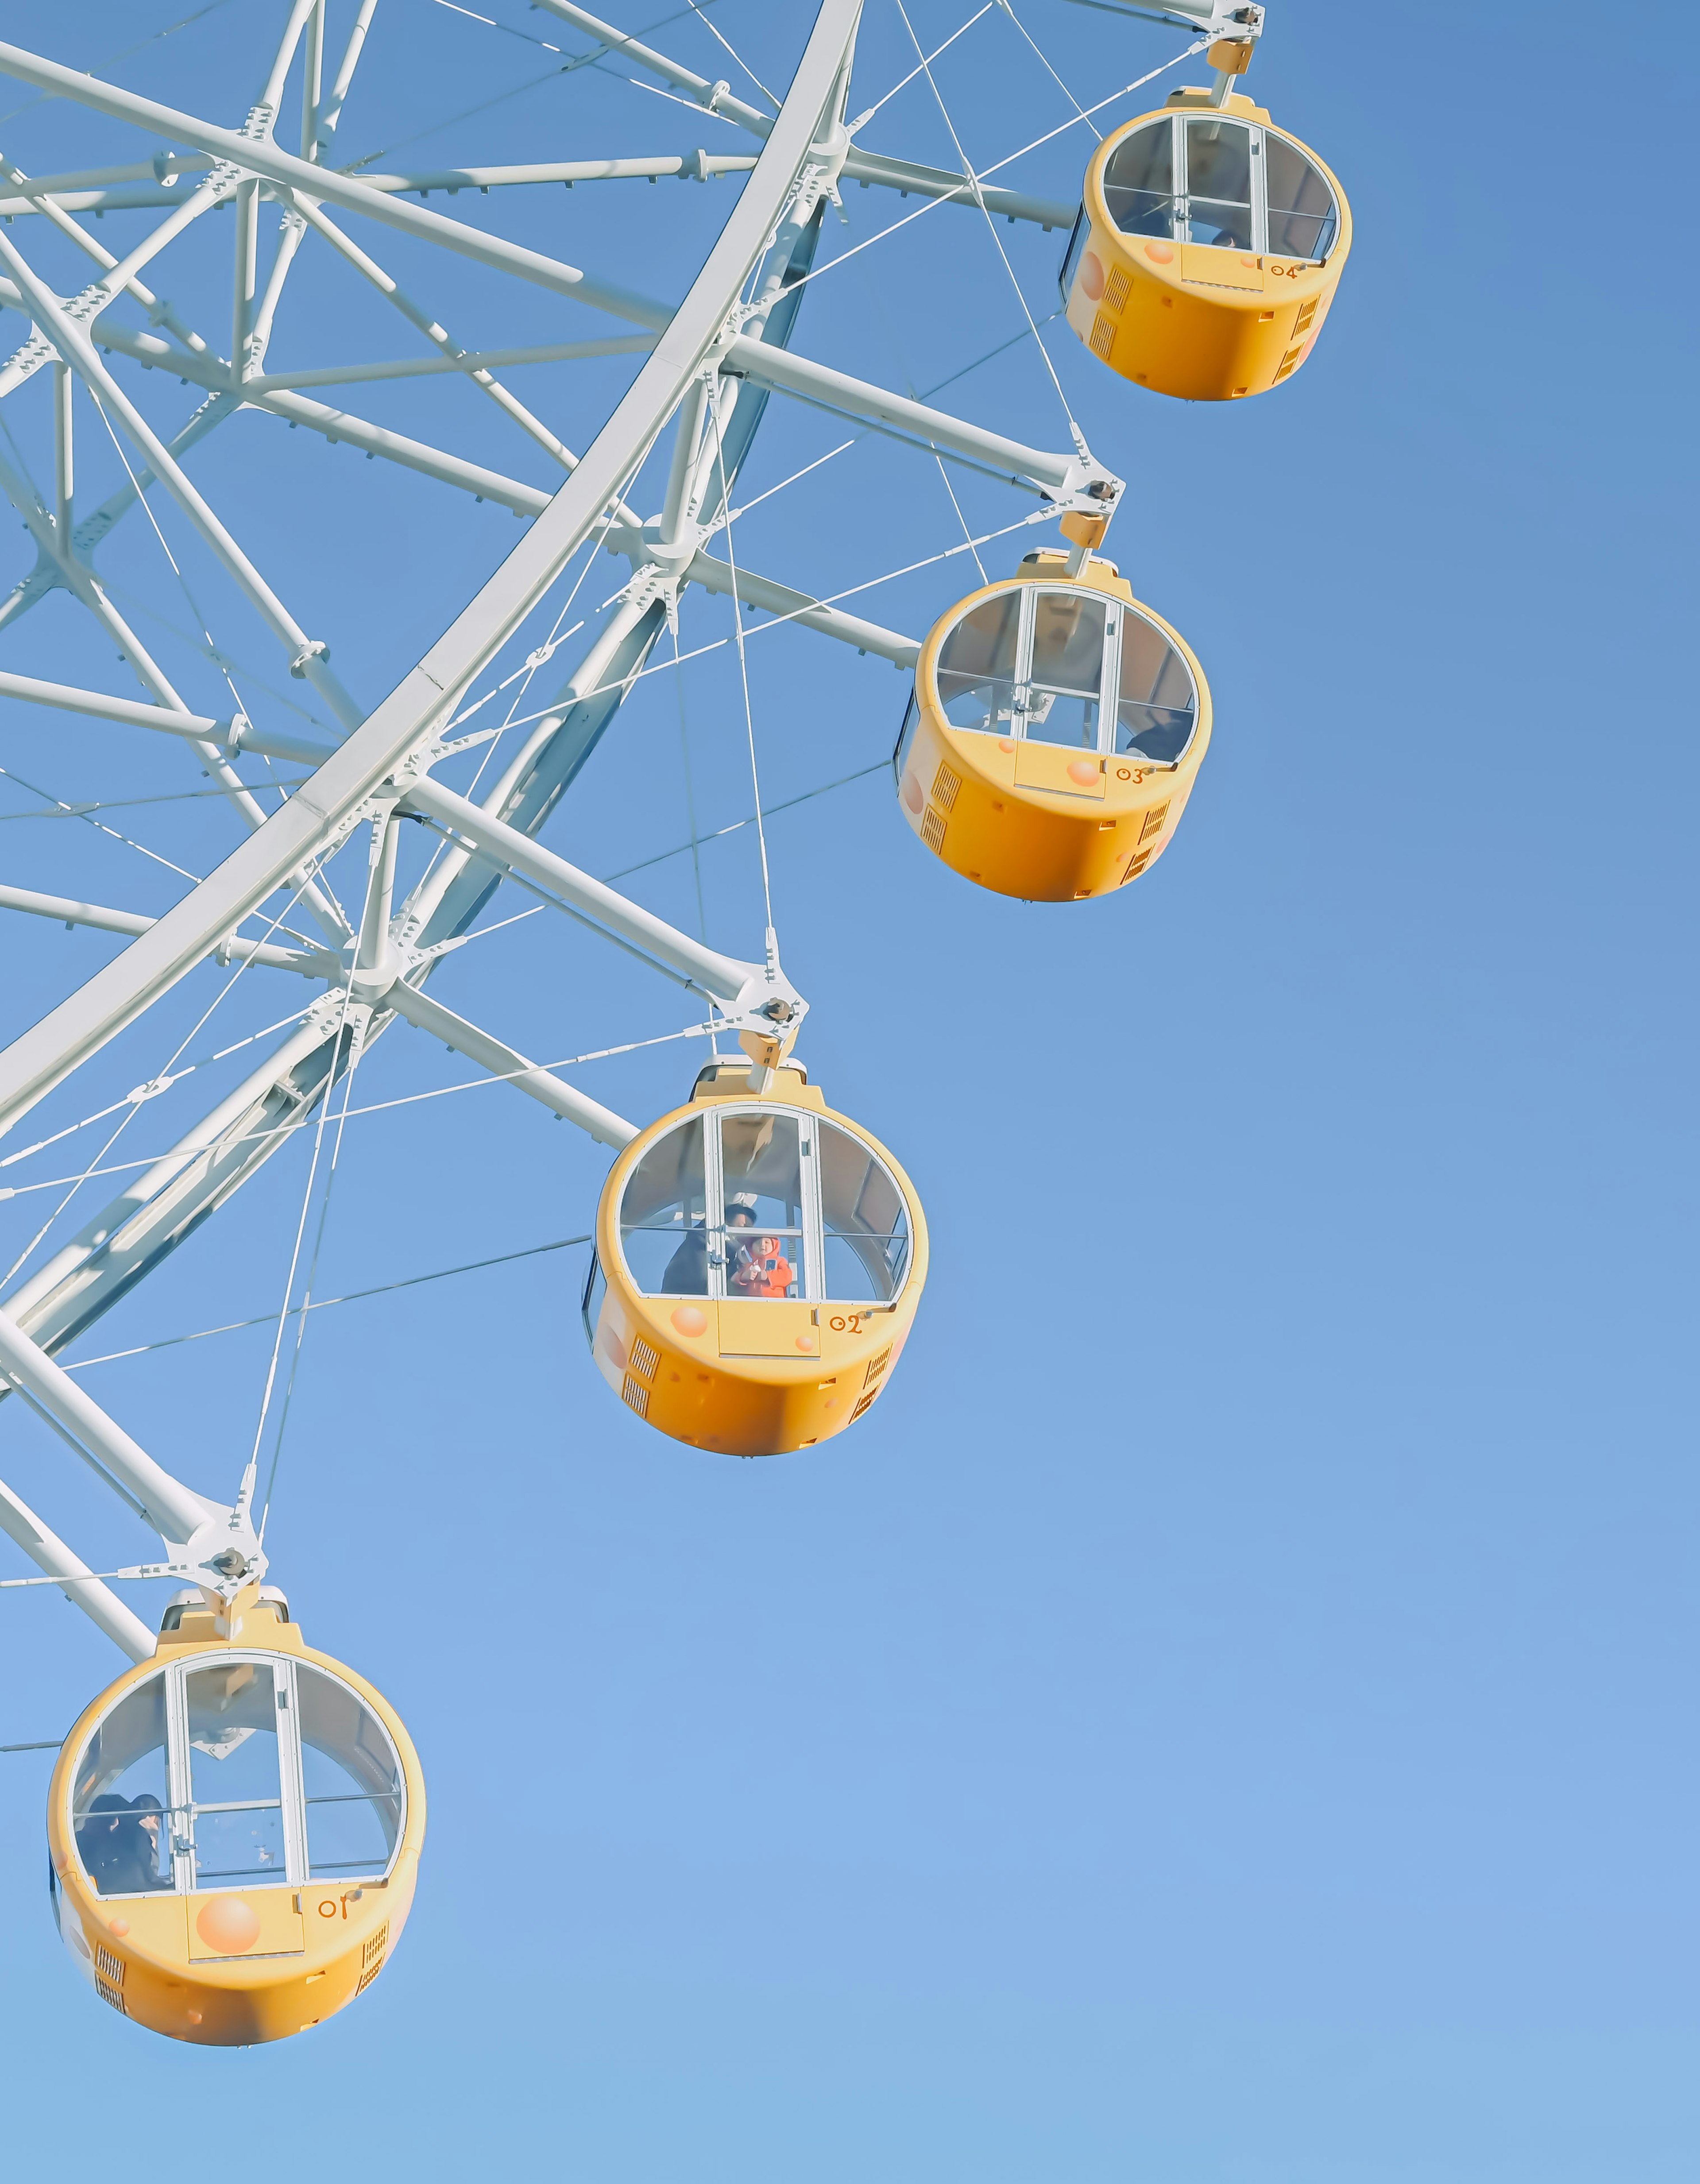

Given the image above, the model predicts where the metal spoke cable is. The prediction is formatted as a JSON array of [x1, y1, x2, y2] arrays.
[[712, 312, 1062, 528], [344, 3, 707, 168], [847, 3, 996, 130], [246, 983, 356, 1523], [484, 504, 1059, 726], [996, 0, 1093, 125], [258, 982, 370, 1543], [0, 779, 309, 822], [86, 390, 254, 735], [0, 1004, 314, 1174], [0, 762, 205, 886], [0, 849, 343, 1282], [671, 618, 710, 945], [64, 1232, 597, 1375], [0, 0, 239, 126], [8, 1022, 732, 1205], [710, 402, 773, 933], [99, 577, 338, 733], [838, 197, 989, 584], [603, 760, 887, 881], [795, 37, 1208, 296], [893, 0, 1079, 440], [684, 0, 779, 107]]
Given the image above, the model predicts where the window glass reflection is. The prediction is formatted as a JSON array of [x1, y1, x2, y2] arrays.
[[1026, 590, 1106, 748], [1102, 119, 1176, 239], [937, 591, 1020, 731], [298, 1665, 404, 1881], [1263, 133, 1337, 261], [621, 1115, 708, 1294], [1184, 118, 1253, 249], [1116, 611, 1198, 763], [185, 1661, 284, 1887], [73, 1678, 170, 1898], [818, 1123, 911, 1302]]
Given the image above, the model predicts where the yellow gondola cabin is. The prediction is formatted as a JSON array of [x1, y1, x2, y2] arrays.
[[895, 550, 1210, 901], [1061, 90, 1351, 401], [584, 1059, 926, 1456]]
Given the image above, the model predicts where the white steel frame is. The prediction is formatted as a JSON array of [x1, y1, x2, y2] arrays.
[[0, 0, 1214, 1657]]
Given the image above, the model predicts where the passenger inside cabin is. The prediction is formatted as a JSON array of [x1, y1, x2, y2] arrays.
[[83, 1793, 166, 1895], [731, 1234, 794, 1299], [662, 1201, 754, 1294]]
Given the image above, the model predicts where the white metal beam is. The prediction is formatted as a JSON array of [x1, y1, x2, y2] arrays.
[[245, 335, 654, 397], [0, 1310, 214, 1542], [530, 0, 774, 137], [0, 230, 365, 736], [0, 884, 336, 979], [400, 776, 781, 1011], [382, 982, 637, 1148], [0, 665, 334, 765], [0, 0, 862, 1143], [0, 1473, 155, 1660], [0, 39, 677, 334], [678, 548, 920, 665]]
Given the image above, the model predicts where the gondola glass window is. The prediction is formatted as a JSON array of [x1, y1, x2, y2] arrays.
[[1099, 114, 1339, 262], [69, 1657, 406, 1897], [618, 1109, 912, 1304], [931, 584, 1198, 766]]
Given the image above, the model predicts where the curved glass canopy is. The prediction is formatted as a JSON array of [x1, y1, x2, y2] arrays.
[[932, 581, 1198, 764], [1100, 114, 1339, 262], [614, 1107, 913, 1307], [70, 1656, 406, 1899]]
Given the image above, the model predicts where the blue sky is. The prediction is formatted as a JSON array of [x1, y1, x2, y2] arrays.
[[0, 4, 1693, 2177]]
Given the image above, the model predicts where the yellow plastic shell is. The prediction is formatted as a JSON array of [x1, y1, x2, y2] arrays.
[[47, 1591, 425, 2047], [896, 552, 1211, 902], [1063, 93, 1352, 401], [587, 1061, 927, 1456]]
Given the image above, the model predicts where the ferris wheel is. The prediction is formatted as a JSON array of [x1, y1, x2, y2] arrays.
[[0, 0, 1348, 2045]]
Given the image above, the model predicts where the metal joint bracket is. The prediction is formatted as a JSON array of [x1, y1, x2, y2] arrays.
[[288, 637, 330, 678], [1047, 464, 1127, 519]]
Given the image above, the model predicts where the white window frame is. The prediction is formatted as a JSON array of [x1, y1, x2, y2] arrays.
[[943, 587, 1198, 763], [1103, 115, 1336, 266], [73, 1655, 406, 1899], [620, 1107, 913, 1307]]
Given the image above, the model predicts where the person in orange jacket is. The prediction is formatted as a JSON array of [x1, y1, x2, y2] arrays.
[[731, 1233, 794, 1299]]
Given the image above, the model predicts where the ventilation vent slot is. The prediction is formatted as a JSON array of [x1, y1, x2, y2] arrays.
[[95, 1946, 126, 1986], [1121, 849, 1153, 885], [850, 1387, 881, 1422], [1103, 266, 1131, 313], [931, 762, 962, 811], [622, 1376, 651, 1418], [356, 1957, 386, 1995], [1274, 345, 1304, 381], [1294, 298, 1318, 333], [363, 1921, 390, 1969], [95, 1977, 128, 2015], [628, 1337, 659, 1382], [1138, 802, 1171, 844], [1090, 312, 1116, 361], [864, 1346, 892, 1389], [921, 806, 948, 853]]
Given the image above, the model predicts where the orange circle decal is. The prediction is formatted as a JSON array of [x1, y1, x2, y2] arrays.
[[1079, 250, 1106, 301], [196, 1895, 261, 1953], [108, 1918, 130, 1938], [902, 771, 924, 815], [670, 1306, 708, 1337], [1068, 759, 1100, 786], [795, 1335, 818, 1353], [1144, 241, 1175, 265]]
